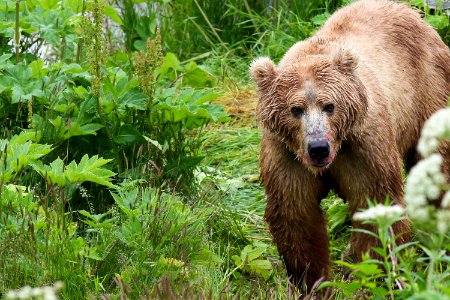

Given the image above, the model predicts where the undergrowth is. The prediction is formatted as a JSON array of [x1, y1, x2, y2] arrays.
[[0, 0, 449, 299]]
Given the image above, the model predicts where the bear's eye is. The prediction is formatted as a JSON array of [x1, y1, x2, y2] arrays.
[[323, 104, 335, 115], [291, 106, 303, 117]]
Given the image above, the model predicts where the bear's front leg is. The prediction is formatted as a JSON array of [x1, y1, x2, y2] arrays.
[[260, 134, 331, 293], [330, 136, 411, 262]]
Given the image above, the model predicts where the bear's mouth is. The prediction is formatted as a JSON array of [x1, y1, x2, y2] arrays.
[[307, 154, 335, 169], [312, 160, 330, 168]]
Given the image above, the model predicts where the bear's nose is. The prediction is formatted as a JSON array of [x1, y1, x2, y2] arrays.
[[308, 141, 330, 160]]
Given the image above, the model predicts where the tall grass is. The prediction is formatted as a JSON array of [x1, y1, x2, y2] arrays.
[[1, 0, 449, 299]]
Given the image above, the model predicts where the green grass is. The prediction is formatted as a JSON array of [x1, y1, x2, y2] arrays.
[[1, 0, 449, 299]]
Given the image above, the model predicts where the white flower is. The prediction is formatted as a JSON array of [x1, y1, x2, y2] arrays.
[[407, 206, 429, 222], [436, 210, 450, 234], [5, 282, 63, 300], [442, 191, 450, 209], [417, 108, 450, 157], [17, 286, 32, 299], [404, 153, 445, 212], [353, 204, 405, 221], [6, 290, 17, 299]]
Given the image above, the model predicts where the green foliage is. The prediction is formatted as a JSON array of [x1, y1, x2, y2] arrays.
[[31, 155, 116, 187], [231, 244, 273, 280], [411, 0, 450, 44], [0, 132, 52, 183], [321, 201, 450, 299], [321, 194, 350, 235], [1, 0, 449, 299]]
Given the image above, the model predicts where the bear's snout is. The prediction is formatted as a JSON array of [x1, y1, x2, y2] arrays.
[[307, 140, 331, 166]]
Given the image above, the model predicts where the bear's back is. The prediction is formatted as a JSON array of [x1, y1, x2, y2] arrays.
[[279, 0, 450, 157]]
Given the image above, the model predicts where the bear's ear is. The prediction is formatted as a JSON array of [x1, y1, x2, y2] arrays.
[[333, 48, 358, 75], [250, 57, 277, 92]]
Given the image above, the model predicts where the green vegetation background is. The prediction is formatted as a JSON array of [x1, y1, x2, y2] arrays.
[[0, 0, 449, 299]]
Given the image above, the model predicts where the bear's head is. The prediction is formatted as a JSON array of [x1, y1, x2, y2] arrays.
[[250, 47, 368, 172]]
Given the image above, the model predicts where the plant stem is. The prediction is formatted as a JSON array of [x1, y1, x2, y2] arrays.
[[15, 1, 20, 63]]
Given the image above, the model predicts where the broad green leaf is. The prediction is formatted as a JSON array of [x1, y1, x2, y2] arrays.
[[0, 75, 13, 94], [116, 88, 148, 111], [64, 155, 116, 187], [64, 122, 104, 139], [29, 59, 48, 78], [232, 255, 242, 267], [392, 241, 419, 254], [133, 39, 146, 51], [63, 0, 83, 13], [250, 259, 272, 280], [189, 90, 221, 105], [105, 5, 123, 25], [81, 247, 103, 261], [0, 135, 53, 183], [7, 142, 53, 167], [115, 76, 137, 94], [40, 0, 59, 10], [311, 12, 330, 26], [78, 209, 115, 229], [159, 53, 181, 76], [4, 64, 44, 103], [49, 117, 103, 140], [182, 62, 215, 88], [30, 158, 67, 186], [10, 130, 42, 144], [114, 125, 145, 145], [49, 116, 67, 139], [154, 88, 230, 129], [74, 86, 88, 98], [117, 219, 142, 243], [251, 259, 272, 270], [11, 82, 44, 102], [355, 263, 382, 276], [241, 245, 264, 262], [0, 53, 12, 70], [410, 0, 423, 8], [60, 63, 84, 74]]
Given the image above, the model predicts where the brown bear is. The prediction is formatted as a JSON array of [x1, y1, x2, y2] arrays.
[[250, 0, 450, 294]]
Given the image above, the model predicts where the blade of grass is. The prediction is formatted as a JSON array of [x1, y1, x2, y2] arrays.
[[193, 0, 230, 52]]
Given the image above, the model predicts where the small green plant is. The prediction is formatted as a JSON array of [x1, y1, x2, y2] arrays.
[[0, 1, 448, 299], [411, 0, 450, 44], [231, 244, 273, 280]]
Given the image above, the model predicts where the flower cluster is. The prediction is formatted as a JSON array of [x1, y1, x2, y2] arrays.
[[404, 107, 450, 234], [353, 204, 404, 222], [5, 282, 64, 300], [404, 154, 445, 219], [417, 107, 450, 157]]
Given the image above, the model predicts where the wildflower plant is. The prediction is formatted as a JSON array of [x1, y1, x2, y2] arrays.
[[5, 282, 64, 300], [321, 107, 450, 298], [82, 0, 107, 98], [405, 107, 450, 237], [332, 203, 411, 299], [134, 30, 163, 102]]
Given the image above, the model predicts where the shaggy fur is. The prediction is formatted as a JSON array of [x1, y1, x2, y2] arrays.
[[250, 0, 450, 294]]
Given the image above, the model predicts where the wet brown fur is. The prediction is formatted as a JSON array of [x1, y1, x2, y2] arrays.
[[250, 0, 450, 295]]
